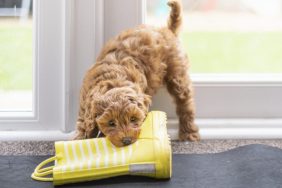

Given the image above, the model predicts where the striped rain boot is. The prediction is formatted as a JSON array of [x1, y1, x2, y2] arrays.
[[31, 111, 172, 185]]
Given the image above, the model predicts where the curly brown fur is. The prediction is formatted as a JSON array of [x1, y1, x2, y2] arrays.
[[167, 0, 182, 36], [74, 0, 200, 146]]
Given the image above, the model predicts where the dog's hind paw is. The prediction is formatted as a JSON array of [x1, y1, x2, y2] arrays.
[[179, 131, 201, 142]]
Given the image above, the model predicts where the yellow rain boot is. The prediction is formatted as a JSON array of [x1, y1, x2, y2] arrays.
[[31, 111, 172, 185]]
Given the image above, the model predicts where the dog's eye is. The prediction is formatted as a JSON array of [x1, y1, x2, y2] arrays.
[[108, 120, 116, 127], [129, 97, 135, 103], [130, 117, 137, 122]]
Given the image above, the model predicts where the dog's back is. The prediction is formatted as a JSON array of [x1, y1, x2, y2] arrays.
[[89, 0, 183, 95]]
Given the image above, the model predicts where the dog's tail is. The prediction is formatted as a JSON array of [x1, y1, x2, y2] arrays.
[[167, 0, 182, 36]]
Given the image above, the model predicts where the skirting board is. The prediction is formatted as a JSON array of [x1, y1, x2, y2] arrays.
[[168, 118, 282, 140], [168, 128, 282, 140], [0, 118, 282, 141], [0, 131, 74, 141]]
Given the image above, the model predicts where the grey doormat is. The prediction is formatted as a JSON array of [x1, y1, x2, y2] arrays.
[[1, 144, 282, 188]]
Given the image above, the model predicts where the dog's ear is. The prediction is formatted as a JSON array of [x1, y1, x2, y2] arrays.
[[76, 95, 105, 139], [92, 96, 107, 119], [135, 94, 151, 112], [141, 94, 152, 109]]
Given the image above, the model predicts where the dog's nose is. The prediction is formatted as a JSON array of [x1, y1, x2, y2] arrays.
[[122, 137, 132, 146]]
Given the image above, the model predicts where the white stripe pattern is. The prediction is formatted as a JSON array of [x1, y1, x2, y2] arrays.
[[79, 141, 86, 169], [121, 148, 125, 165], [111, 143, 117, 166], [71, 142, 79, 170], [93, 139, 100, 167], [86, 140, 94, 169], [102, 139, 109, 167], [63, 142, 71, 172], [128, 144, 133, 159]]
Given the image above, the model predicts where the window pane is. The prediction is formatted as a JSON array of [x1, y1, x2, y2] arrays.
[[147, 0, 282, 73], [0, 0, 33, 112]]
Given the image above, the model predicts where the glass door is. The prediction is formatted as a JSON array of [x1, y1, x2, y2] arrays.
[[147, 0, 282, 73], [0, 0, 33, 114]]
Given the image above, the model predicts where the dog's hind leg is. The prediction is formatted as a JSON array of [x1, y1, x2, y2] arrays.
[[164, 52, 200, 141]]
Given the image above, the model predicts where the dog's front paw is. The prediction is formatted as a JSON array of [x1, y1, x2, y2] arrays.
[[73, 131, 86, 140], [179, 131, 201, 142]]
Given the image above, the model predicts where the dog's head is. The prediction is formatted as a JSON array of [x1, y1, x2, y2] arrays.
[[94, 87, 151, 147]]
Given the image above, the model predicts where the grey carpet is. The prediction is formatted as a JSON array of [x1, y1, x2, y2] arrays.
[[1, 144, 282, 188]]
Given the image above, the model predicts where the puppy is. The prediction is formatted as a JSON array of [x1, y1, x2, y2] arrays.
[[74, 0, 200, 147]]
